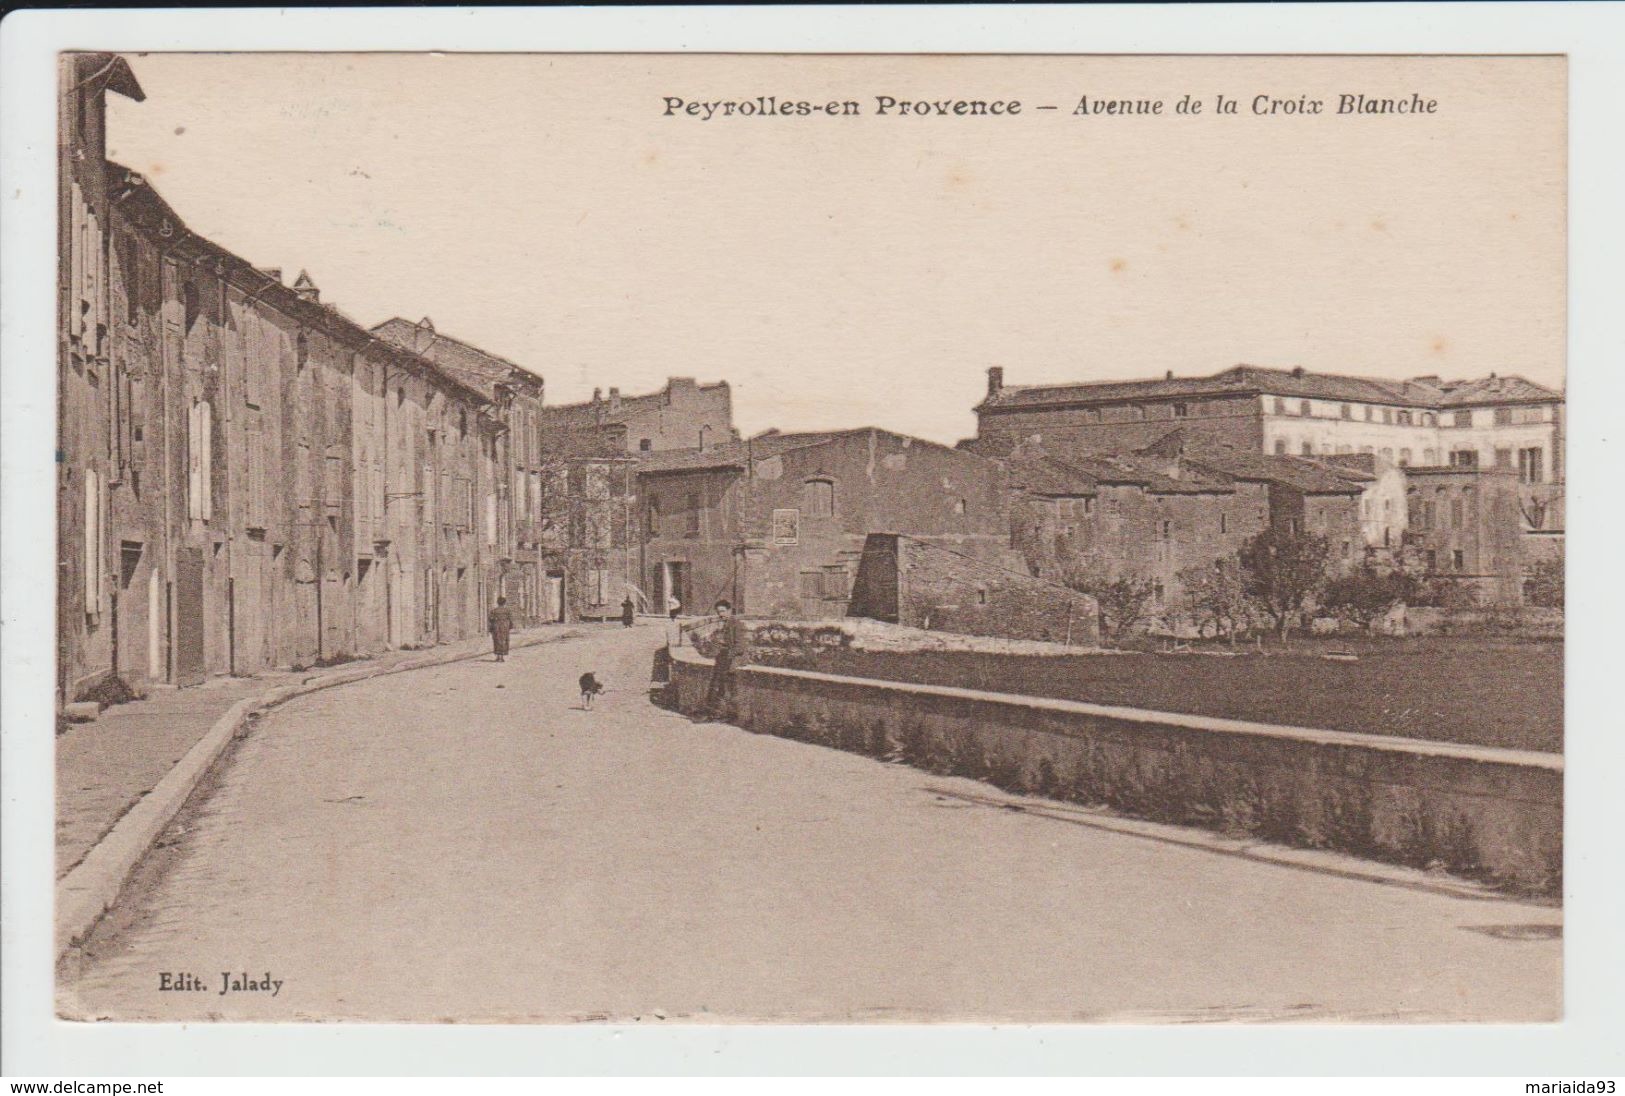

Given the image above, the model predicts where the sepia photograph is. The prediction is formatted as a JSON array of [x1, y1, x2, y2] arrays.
[[45, 49, 1566, 1026]]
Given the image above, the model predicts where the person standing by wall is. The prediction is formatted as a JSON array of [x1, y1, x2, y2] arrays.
[[621, 594, 637, 629], [488, 596, 514, 662], [700, 599, 739, 721]]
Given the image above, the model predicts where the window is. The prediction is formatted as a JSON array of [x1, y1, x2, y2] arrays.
[[1452, 410, 1473, 428], [183, 282, 200, 332], [1359, 445, 1373, 454], [1219, 512, 1227, 534], [1453, 549, 1465, 571], [772, 508, 800, 544], [646, 496, 661, 537], [685, 492, 701, 536], [1272, 398, 1286, 415], [699, 425, 713, 450], [1274, 439, 1287, 455], [799, 570, 823, 599], [1300, 442, 1313, 457], [296, 331, 308, 372], [1399, 448, 1412, 466], [1518, 447, 1544, 484], [1494, 407, 1513, 426], [639, 438, 652, 452], [1382, 408, 1393, 424], [803, 478, 835, 518], [1299, 400, 1312, 417], [1449, 449, 1479, 469], [1397, 410, 1414, 426], [1173, 402, 1189, 419], [1425, 549, 1437, 571], [1423, 448, 1438, 465], [1364, 406, 1374, 422], [1380, 447, 1393, 460], [1131, 404, 1147, 421], [953, 498, 967, 515], [1450, 498, 1464, 528], [1161, 519, 1172, 540], [1340, 403, 1353, 420], [822, 566, 850, 600], [1495, 447, 1513, 470]]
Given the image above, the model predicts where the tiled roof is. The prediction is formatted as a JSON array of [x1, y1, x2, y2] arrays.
[[979, 364, 1560, 413], [1179, 448, 1365, 496], [371, 318, 540, 401], [107, 168, 494, 409], [631, 427, 970, 476], [1436, 375, 1563, 407], [1004, 454, 1100, 497]]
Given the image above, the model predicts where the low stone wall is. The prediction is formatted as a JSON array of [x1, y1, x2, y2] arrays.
[[668, 646, 1562, 894]]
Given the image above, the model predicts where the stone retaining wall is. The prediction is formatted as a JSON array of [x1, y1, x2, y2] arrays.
[[668, 646, 1561, 894]]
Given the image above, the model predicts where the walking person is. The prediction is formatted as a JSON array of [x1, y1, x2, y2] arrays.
[[700, 599, 740, 721], [487, 596, 513, 662], [621, 594, 636, 629]]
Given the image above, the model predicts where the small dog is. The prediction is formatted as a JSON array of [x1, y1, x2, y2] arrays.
[[578, 671, 605, 710]]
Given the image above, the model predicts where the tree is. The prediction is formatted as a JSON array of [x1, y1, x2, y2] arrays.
[[1321, 562, 1421, 631], [1238, 527, 1333, 640], [1524, 553, 1564, 608], [1178, 556, 1255, 644], [1060, 557, 1159, 642]]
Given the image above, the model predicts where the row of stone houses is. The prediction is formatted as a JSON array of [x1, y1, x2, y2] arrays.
[[58, 54, 733, 704], [972, 363, 1562, 605], [59, 56, 525, 701]]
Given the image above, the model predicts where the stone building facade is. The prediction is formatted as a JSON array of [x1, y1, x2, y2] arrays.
[[539, 378, 738, 455], [636, 429, 1015, 620], [57, 54, 516, 703], [848, 534, 1100, 646], [1403, 467, 1526, 604], [1005, 435, 1365, 617], [58, 54, 145, 703]]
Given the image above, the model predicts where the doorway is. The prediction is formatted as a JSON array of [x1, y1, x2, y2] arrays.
[[173, 547, 206, 686]]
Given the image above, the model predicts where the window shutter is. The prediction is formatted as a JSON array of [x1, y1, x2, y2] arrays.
[[83, 471, 101, 609], [200, 402, 213, 521]]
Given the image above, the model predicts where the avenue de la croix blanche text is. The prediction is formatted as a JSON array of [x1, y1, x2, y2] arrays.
[[661, 93, 1439, 121]]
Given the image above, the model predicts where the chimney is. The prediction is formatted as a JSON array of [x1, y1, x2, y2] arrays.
[[1291, 365, 1306, 378], [1165, 370, 1174, 380], [592, 387, 602, 403], [609, 386, 622, 413], [290, 270, 320, 303], [987, 366, 1004, 397]]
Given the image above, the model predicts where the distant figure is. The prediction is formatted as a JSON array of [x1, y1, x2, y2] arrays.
[[488, 596, 513, 662], [701, 599, 739, 720], [579, 671, 605, 710], [621, 595, 636, 628], [666, 593, 682, 620]]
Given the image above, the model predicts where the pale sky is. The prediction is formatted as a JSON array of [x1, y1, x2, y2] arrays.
[[106, 53, 1565, 444]]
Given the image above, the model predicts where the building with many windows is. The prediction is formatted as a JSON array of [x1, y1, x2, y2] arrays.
[[973, 363, 1563, 493]]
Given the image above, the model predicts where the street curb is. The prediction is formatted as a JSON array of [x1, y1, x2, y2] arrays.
[[55, 628, 578, 960]]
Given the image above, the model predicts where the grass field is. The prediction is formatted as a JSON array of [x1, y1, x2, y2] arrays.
[[798, 635, 1562, 754]]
